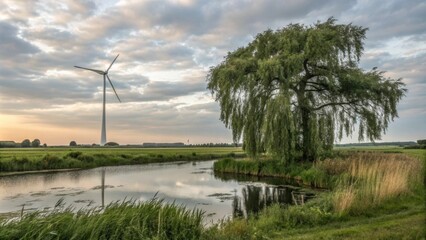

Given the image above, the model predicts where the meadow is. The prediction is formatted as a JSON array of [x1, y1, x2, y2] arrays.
[[0, 147, 424, 239], [0, 147, 244, 174]]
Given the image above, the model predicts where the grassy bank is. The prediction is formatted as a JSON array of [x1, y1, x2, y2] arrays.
[[213, 157, 330, 188], [0, 147, 244, 173], [214, 149, 424, 188], [202, 191, 425, 239]]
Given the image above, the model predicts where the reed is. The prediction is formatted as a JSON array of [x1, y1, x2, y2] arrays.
[[0, 199, 204, 240], [331, 153, 422, 214]]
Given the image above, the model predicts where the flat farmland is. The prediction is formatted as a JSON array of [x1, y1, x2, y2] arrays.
[[0, 147, 244, 173]]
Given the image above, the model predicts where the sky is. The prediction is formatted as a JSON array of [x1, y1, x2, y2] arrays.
[[0, 0, 425, 145]]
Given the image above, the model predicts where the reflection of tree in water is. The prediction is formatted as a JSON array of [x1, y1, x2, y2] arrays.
[[232, 194, 244, 218], [233, 185, 294, 218]]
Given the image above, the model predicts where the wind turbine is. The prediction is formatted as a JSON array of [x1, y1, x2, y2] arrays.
[[74, 54, 121, 146]]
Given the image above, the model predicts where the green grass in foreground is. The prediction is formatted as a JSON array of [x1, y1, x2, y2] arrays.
[[202, 189, 425, 240], [1, 191, 424, 240], [272, 208, 425, 240], [0, 199, 204, 240], [0, 147, 244, 173]]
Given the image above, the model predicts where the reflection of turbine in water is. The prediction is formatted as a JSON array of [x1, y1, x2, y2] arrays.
[[101, 168, 105, 208]]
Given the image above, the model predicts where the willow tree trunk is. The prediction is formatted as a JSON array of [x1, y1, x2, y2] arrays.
[[298, 76, 315, 162], [301, 108, 314, 162]]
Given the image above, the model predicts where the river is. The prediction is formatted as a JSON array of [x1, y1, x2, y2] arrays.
[[0, 160, 314, 224]]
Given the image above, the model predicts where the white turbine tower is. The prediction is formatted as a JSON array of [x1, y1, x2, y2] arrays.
[[74, 54, 121, 146]]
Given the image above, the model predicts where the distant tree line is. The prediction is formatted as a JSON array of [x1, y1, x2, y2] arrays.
[[142, 142, 185, 147], [404, 139, 426, 149], [0, 140, 241, 148], [335, 141, 417, 147], [140, 142, 241, 148], [188, 143, 242, 148], [0, 139, 47, 148], [69, 141, 118, 147]]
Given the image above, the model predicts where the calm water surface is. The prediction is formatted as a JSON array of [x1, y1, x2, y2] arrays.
[[0, 160, 314, 223]]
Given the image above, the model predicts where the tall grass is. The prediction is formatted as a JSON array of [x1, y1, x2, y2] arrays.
[[0, 199, 204, 240], [331, 153, 422, 214], [215, 152, 423, 215]]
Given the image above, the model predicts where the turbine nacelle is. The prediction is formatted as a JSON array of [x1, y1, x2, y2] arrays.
[[74, 54, 121, 102]]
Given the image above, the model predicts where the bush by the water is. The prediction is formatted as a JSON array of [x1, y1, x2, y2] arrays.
[[213, 158, 328, 187]]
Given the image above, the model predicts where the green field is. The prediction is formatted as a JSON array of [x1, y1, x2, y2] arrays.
[[0, 147, 244, 173], [334, 146, 425, 158]]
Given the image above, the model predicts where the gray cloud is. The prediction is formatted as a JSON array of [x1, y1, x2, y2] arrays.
[[339, 0, 426, 41], [129, 80, 206, 102], [0, 21, 39, 56]]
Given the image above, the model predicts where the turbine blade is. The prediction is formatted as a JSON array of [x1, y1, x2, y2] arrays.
[[106, 54, 119, 73], [106, 74, 121, 102], [74, 66, 105, 75]]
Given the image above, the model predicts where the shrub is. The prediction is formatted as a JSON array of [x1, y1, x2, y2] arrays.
[[281, 205, 333, 227], [120, 154, 131, 159], [41, 154, 63, 169], [105, 142, 119, 146], [299, 167, 329, 188], [77, 154, 94, 163], [21, 139, 31, 148], [66, 151, 83, 158], [12, 157, 30, 165]]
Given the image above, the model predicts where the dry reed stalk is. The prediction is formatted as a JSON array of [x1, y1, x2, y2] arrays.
[[332, 152, 420, 213], [333, 185, 356, 214]]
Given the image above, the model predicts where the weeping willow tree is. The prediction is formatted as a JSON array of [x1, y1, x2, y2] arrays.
[[207, 18, 406, 163]]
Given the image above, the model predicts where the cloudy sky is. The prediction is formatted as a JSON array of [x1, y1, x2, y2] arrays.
[[0, 0, 425, 145]]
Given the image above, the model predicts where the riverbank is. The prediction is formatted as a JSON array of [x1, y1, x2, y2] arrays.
[[1, 185, 423, 239], [0, 147, 244, 173]]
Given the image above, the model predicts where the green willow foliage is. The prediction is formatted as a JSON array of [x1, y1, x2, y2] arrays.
[[207, 18, 406, 163]]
